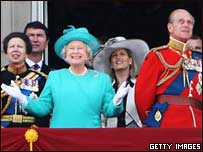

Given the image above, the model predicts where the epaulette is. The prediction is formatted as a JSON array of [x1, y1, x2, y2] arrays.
[[151, 45, 168, 52], [39, 71, 48, 79], [29, 69, 48, 79], [1, 66, 6, 72]]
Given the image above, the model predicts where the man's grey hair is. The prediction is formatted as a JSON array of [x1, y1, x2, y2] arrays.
[[168, 9, 195, 24]]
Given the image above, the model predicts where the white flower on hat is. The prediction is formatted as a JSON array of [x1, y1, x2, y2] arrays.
[[104, 36, 126, 47]]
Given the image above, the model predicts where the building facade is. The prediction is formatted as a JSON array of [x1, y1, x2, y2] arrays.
[[1, 1, 47, 66]]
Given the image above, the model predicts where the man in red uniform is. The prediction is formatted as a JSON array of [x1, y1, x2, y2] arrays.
[[135, 9, 202, 128]]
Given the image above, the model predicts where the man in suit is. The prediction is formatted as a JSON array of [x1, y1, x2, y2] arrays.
[[187, 35, 202, 53], [24, 21, 51, 74], [24, 21, 52, 127]]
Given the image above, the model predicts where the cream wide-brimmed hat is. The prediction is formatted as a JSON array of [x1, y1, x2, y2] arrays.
[[93, 36, 149, 76]]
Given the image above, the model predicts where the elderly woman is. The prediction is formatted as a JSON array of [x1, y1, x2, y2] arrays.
[[1, 26, 129, 128], [93, 36, 149, 127]]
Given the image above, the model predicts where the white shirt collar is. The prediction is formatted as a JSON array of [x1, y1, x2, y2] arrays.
[[26, 58, 43, 70]]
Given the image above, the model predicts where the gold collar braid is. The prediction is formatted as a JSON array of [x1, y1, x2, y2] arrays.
[[8, 64, 27, 75], [168, 36, 188, 53]]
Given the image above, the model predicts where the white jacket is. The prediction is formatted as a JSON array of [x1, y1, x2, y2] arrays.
[[102, 79, 142, 128]]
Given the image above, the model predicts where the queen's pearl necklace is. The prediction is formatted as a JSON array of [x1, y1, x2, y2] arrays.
[[69, 67, 88, 76]]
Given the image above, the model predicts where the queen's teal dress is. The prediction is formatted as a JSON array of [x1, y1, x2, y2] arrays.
[[22, 68, 123, 128]]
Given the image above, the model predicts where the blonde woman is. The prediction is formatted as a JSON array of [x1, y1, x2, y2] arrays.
[[93, 36, 149, 127]]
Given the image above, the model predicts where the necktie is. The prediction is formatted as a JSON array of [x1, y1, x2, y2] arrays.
[[31, 64, 40, 70]]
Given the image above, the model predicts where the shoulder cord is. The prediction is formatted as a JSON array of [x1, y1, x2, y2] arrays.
[[1, 79, 22, 115], [1, 93, 11, 115], [29, 69, 48, 79], [155, 51, 183, 86]]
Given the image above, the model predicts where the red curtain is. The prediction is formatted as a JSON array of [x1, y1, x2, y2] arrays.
[[1, 128, 202, 151]]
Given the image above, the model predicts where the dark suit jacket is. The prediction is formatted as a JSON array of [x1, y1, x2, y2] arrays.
[[26, 61, 51, 74], [41, 62, 51, 75]]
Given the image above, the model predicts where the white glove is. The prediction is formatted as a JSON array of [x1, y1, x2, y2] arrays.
[[1, 80, 28, 105], [113, 81, 130, 106]]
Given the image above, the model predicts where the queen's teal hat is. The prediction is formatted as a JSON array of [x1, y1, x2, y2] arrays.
[[54, 25, 100, 58]]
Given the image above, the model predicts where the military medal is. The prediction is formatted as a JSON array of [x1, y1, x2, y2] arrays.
[[32, 80, 39, 92], [20, 78, 39, 92], [196, 73, 202, 95], [188, 81, 193, 97], [196, 83, 202, 95], [182, 56, 190, 87], [155, 110, 162, 122]]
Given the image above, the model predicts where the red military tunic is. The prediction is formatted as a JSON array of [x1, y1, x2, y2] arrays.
[[135, 38, 202, 128]]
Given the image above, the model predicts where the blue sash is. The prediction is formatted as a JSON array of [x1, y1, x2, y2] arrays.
[[1, 73, 41, 127], [144, 65, 197, 128]]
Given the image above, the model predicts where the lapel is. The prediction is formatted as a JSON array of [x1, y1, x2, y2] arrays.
[[126, 79, 143, 127], [41, 62, 51, 74]]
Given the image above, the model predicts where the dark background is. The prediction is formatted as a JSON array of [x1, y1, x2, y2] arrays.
[[47, 0, 202, 69]]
